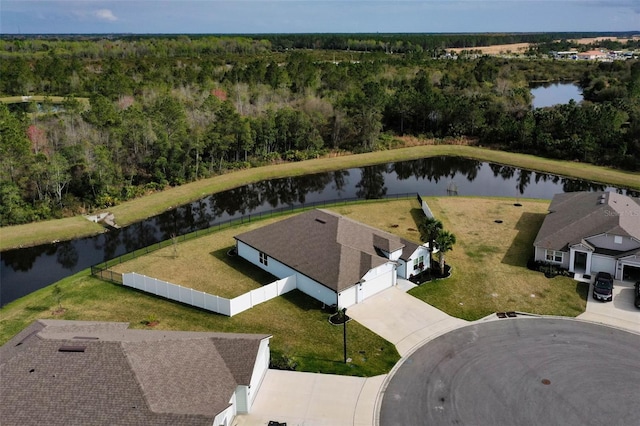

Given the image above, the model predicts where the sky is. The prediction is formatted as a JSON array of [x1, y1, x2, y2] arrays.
[[1, 1, 639, 35]]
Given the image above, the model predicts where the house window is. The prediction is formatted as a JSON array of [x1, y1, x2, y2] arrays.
[[413, 255, 424, 271], [614, 236, 623, 244], [545, 250, 563, 263], [259, 252, 268, 266]]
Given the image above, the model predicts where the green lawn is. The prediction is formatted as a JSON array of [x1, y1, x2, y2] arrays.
[[407, 197, 589, 320], [1, 197, 590, 376], [2, 144, 639, 251], [332, 198, 588, 320]]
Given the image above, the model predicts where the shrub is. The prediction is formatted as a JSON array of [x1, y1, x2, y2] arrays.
[[270, 353, 298, 371]]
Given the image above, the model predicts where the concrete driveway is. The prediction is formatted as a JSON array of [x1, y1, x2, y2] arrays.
[[234, 284, 467, 426], [346, 284, 467, 356], [577, 280, 640, 332], [234, 370, 386, 426]]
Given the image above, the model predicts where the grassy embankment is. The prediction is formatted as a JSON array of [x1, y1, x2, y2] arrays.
[[0, 197, 588, 375], [2, 144, 639, 251], [0, 95, 89, 105]]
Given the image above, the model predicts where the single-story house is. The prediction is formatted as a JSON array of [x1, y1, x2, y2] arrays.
[[234, 209, 431, 308], [533, 191, 640, 281], [0, 320, 271, 426]]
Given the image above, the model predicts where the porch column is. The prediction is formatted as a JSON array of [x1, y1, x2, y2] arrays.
[[569, 249, 576, 273]]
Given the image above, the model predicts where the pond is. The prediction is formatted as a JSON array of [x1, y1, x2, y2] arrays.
[[1, 156, 635, 306], [530, 82, 583, 109]]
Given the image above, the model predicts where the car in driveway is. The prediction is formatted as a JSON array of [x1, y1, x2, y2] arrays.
[[634, 281, 640, 309], [592, 272, 614, 302]]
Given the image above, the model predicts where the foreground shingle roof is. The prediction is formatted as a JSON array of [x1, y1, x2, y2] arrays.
[[235, 209, 420, 292], [0, 320, 270, 426], [534, 191, 640, 251]]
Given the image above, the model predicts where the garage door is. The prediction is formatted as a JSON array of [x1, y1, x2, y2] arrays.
[[358, 269, 394, 302], [590, 255, 616, 275], [622, 265, 640, 281]]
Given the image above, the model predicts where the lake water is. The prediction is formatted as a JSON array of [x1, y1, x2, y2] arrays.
[[530, 83, 583, 109], [1, 156, 635, 306]]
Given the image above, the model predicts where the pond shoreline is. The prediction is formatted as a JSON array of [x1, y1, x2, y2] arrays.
[[2, 143, 639, 252]]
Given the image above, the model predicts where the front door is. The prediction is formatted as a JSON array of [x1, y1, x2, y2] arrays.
[[574, 251, 587, 273]]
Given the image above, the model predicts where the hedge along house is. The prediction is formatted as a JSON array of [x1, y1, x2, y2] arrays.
[[234, 209, 431, 309], [533, 191, 640, 281], [0, 320, 271, 426]]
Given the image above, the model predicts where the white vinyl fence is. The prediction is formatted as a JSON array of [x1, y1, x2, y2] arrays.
[[420, 198, 435, 219], [123, 273, 297, 317]]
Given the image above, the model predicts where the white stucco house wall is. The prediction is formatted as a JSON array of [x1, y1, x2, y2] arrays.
[[234, 209, 431, 309], [533, 191, 640, 281]]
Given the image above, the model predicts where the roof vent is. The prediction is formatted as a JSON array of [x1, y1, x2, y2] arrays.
[[58, 345, 86, 353], [599, 199, 605, 204], [315, 218, 326, 224]]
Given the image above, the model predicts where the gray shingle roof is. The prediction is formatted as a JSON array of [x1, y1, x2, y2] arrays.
[[235, 209, 421, 292], [0, 320, 270, 426], [534, 191, 640, 251]]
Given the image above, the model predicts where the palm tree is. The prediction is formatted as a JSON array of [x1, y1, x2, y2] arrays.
[[418, 217, 442, 266], [435, 229, 456, 276]]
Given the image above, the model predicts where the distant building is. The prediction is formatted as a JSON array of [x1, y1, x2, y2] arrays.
[[551, 50, 578, 59], [577, 50, 609, 60]]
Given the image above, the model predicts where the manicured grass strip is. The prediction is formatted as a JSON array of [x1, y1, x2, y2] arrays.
[[2, 144, 638, 251], [0, 216, 105, 252]]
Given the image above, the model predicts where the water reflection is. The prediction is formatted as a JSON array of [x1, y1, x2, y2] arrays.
[[356, 164, 388, 199], [1, 156, 636, 306], [530, 83, 583, 109]]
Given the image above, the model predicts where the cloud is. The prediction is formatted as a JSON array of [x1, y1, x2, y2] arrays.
[[95, 9, 118, 22]]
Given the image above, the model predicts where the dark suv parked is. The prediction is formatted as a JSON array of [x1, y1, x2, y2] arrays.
[[592, 272, 614, 302], [634, 281, 640, 309]]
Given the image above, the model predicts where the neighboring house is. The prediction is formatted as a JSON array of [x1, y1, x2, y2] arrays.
[[234, 209, 431, 308], [0, 320, 271, 426], [533, 191, 640, 281]]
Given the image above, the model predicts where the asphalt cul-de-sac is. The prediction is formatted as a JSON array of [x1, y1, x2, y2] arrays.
[[380, 318, 640, 426]]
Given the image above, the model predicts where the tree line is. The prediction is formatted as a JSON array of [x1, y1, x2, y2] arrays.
[[0, 35, 638, 226]]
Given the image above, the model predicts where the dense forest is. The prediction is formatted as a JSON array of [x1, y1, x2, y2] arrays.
[[0, 33, 639, 226]]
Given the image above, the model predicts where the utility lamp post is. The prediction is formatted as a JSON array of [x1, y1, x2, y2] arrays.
[[342, 307, 348, 363]]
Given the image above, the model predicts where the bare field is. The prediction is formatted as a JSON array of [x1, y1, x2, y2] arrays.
[[449, 42, 531, 54], [448, 36, 635, 56], [569, 36, 635, 44]]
